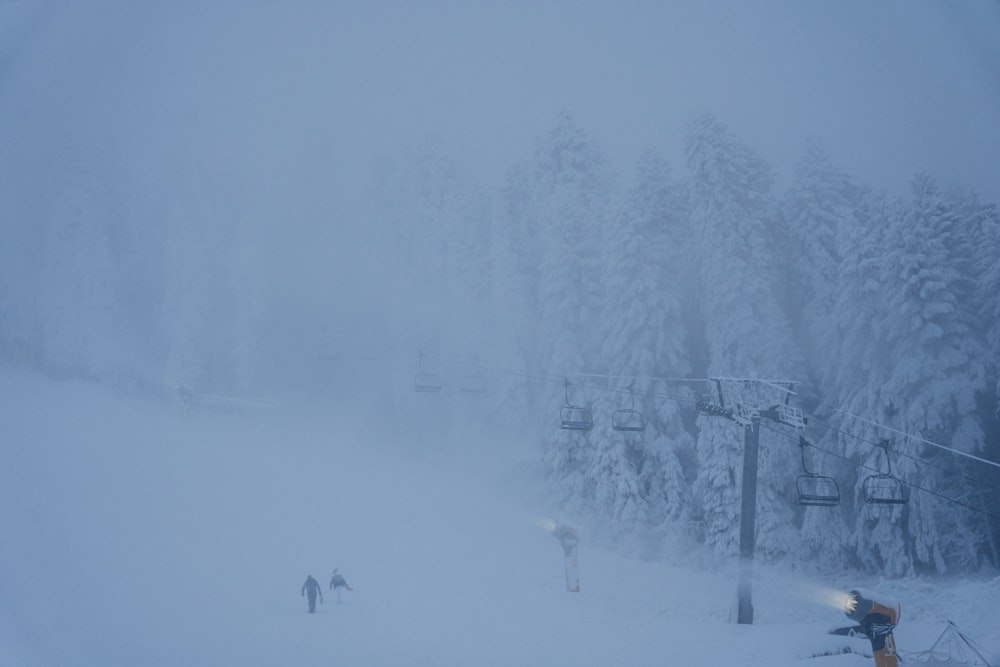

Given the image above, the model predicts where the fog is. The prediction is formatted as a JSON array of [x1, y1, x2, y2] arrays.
[[8, 2, 998, 192], [3, 3, 1000, 663], [5, 3, 998, 359], [2, 0, 998, 496], [4, 3, 995, 388]]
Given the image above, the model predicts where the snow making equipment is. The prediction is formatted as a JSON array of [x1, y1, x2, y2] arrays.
[[549, 522, 580, 592], [844, 588, 901, 667]]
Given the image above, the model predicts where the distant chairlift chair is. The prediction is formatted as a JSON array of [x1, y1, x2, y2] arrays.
[[795, 437, 840, 507], [863, 440, 910, 506], [560, 379, 594, 431], [460, 373, 487, 394], [414, 351, 443, 393], [612, 382, 645, 433]]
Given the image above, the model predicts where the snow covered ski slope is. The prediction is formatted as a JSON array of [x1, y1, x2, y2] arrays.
[[2, 370, 998, 666]]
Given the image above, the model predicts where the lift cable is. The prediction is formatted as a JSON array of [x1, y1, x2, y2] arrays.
[[760, 421, 1000, 523], [412, 349, 1000, 489], [417, 351, 565, 385], [814, 403, 1000, 472], [573, 372, 801, 395], [572, 372, 713, 385], [566, 378, 700, 407], [416, 352, 782, 408], [417, 351, 702, 406], [804, 412, 1000, 494]]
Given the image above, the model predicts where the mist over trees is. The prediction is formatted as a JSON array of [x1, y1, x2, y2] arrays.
[[3, 97, 999, 575]]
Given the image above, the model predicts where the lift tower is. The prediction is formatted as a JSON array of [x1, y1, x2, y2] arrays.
[[696, 377, 804, 625]]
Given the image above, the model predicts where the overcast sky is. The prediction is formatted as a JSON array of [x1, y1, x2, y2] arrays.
[[3, 1, 999, 209]]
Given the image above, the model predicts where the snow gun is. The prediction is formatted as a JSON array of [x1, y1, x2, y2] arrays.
[[548, 521, 580, 593], [844, 589, 901, 667]]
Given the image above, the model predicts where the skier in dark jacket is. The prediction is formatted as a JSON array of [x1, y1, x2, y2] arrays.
[[301, 574, 323, 612], [329, 569, 353, 603]]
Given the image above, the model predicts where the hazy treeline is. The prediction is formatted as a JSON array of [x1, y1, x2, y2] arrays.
[[354, 110, 1000, 575], [2, 110, 998, 575]]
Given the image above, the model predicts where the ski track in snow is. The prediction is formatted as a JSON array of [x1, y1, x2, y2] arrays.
[[1, 369, 997, 666]]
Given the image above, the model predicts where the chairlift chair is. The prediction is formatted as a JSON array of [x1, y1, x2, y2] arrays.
[[612, 382, 645, 433], [863, 441, 910, 506], [795, 437, 840, 507], [414, 373, 442, 392], [560, 379, 593, 431], [414, 352, 442, 393], [864, 475, 909, 505], [460, 373, 487, 394]]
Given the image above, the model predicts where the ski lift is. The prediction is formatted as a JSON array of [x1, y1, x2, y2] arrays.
[[863, 440, 910, 506], [795, 437, 840, 507], [413, 352, 442, 393], [775, 384, 806, 430], [560, 379, 593, 431], [460, 373, 487, 394], [612, 382, 645, 432]]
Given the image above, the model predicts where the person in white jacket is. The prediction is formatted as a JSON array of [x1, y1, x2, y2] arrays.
[[328, 569, 353, 603]]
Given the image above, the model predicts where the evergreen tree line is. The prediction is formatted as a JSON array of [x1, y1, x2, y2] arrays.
[[383, 111, 1000, 576], [1, 111, 998, 575]]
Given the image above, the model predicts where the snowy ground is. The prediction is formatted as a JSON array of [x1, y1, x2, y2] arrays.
[[2, 369, 998, 666]]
